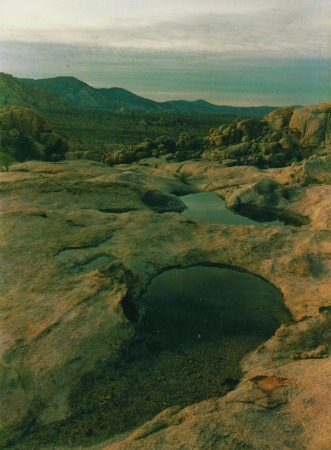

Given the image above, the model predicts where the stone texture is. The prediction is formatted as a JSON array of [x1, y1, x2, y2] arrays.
[[289, 102, 331, 151], [0, 157, 330, 449], [264, 106, 294, 132], [0, 106, 68, 163], [225, 178, 282, 209], [206, 103, 330, 168]]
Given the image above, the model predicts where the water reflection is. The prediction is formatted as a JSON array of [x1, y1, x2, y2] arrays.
[[21, 266, 291, 447], [141, 266, 291, 347], [180, 192, 284, 225]]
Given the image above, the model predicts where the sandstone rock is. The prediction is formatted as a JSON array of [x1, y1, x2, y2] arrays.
[[223, 142, 251, 159], [264, 107, 294, 132], [106, 311, 331, 450], [68, 150, 103, 161], [207, 103, 330, 169], [225, 177, 282, 209], [0, 158, 330, 449], [302, 155, 331, 184], [0, 106, 51, 135], [289, 102, 331, 151], [279, 134, 294, 150], [0, 106, 68, 161], [236, 118, 264, 140]]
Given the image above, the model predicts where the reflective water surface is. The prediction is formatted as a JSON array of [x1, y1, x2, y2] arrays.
[[14, 266, 291, 448], [180, 192, 284, 225]]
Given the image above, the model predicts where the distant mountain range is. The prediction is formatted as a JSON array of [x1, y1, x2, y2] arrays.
[[0, 72, 287, 116], [0, 73, 67, 111]]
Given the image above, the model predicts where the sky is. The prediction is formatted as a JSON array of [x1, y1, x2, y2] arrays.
[[0, 0, 330, 106]]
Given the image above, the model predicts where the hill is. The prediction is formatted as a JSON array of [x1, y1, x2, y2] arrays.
[[0, 73, 67, 110], [19, 75, 278, 117]]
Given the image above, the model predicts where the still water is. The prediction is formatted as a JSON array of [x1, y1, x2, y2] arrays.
[[19, 266, 291, 448], [141, 266, 291, 346], [180, 192, 284, 225]]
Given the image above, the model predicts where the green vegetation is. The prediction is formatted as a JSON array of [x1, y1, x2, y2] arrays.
[[42, 109, 236, 154], [0, 151, 17, 171]]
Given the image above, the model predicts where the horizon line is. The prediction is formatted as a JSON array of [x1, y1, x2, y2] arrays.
[[2, 72, 312, 109]]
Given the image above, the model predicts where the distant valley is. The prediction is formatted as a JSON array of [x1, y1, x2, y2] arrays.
[[0, 72, 283, 117]]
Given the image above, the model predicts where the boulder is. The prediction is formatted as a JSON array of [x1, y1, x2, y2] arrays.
[[236, 118, 264, 140], [0, 106, 68, 161], [0, 106, 51, 136], [207, 103, 330, 168], [289, 102, 331, 151], [225, 177, 282, 209], [223, 142, 251, 159], [301, 155, 331, 184], [264, 107, 294, 132]]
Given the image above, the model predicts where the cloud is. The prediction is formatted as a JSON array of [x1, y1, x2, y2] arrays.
[[1, 1, 329, 106], [1, 1, 329, 58], [1, 41, 329, 106]]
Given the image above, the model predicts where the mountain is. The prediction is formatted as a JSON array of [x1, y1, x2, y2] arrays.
[[162, 99, 278, 117], [21, 76, 279, 116], [21, 76, 166, 112], [2, 73, 280, 116], [0, 73, 67, 110]]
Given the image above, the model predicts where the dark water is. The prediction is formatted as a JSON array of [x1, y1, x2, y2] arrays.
[[15, 266, 291, 448], [140, 266, 291, 346], [180, 192, 284, 225]]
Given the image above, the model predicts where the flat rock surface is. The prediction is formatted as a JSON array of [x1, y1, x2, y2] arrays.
[[0, 158, 330, 449]]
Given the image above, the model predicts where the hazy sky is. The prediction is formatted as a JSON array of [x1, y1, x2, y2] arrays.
[[0, 0, 330, 105]]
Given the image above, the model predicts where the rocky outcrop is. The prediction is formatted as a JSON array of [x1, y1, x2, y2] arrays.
[[289, 102, 331, 152], [66, 104, 330, 169], [206, 103, 330, 168], [101, 134, 206, 166], [105, 318, 331, 450], [0, 157, 330, 449], [0, 106, 68, 164], [225, 177, 283, 209], [264, 106, 294, 132]]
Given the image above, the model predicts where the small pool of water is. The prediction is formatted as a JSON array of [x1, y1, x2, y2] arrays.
[[18, 266, 292, 449], [180, 192, 284, 225], [141, 266, 291, 345]]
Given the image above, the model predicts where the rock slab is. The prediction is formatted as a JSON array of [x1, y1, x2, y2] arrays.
[[0, 158, 330, 449]]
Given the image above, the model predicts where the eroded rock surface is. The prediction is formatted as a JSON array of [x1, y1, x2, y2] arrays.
[[206, 102, 330, 168], [0, 106, 68, 164], [0, 157, 330, 449]]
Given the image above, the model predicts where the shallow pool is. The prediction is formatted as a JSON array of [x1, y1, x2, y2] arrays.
[[23, 266, 291, 447], [180, 192, 284, 225], [141, 266, 291, 347]]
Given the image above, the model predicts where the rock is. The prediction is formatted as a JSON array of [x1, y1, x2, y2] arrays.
[[264, 107, 294, 132], [223, 142, 251, 159], [118, 151, 136, 164], [236, 118, 264, 140], [289, 102, 331, 152], [68, 150, 103, 161], [225, 177, 282, 209], [0, 158, 330, 449], [302, 155, 331, 184], [102, 150, 122, 165], [0, 106, 51, 135], [279, 134, 294, 150], [107, 312, 331, 450], [206, 103, 330, 168], [0, 106, 68, 161], [222, 158, 238, 167]]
